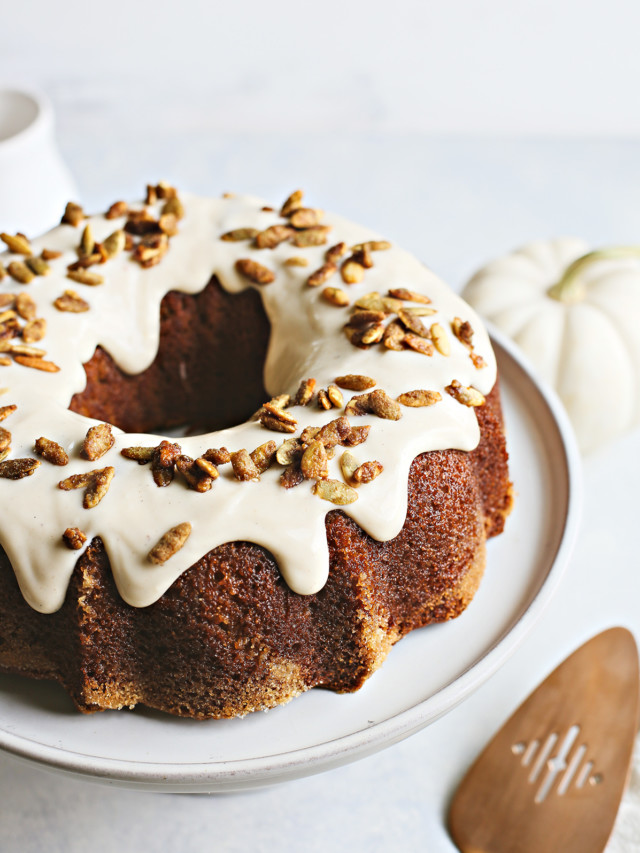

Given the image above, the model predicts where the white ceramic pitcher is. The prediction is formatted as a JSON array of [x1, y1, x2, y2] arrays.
[[0, 88, 77, 237]]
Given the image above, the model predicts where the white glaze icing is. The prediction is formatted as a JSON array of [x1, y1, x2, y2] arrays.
[[0, 192, 496, 613]]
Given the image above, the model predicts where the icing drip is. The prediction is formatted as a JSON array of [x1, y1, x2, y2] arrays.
[[0, 193, 496, 613]]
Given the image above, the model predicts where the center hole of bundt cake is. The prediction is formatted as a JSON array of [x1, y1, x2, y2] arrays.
[[68, 277, 271, 434]]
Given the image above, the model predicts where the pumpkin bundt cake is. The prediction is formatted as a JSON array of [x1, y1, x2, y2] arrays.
[[0, 187, 512, 718]]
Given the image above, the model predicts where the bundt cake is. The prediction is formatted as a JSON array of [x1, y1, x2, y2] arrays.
[[0, 186, 512, 719]]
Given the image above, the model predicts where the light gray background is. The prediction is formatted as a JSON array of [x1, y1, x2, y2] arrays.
[[2, 2, 640, 850], [6, 0, 640, 136]]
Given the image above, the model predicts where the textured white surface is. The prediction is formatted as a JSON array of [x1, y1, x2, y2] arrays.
[[609, 734, 640, 853], [0, 124, 639, 849]]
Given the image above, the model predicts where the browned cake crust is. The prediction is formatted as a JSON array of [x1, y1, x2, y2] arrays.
[[0, 278, 512, 719]]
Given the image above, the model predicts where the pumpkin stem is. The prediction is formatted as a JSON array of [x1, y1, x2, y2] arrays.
[[548, 247, 640, 303]]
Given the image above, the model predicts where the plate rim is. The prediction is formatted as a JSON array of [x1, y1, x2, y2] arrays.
[[0, 325, 583, 789]]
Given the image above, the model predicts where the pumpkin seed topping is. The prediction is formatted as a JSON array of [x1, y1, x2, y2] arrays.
[[25, 256, 50, 276], [62, 527, 87, 550], [16, 292, 36, 321], [221, 228, 260, 242], [397, 389, 442, 407], [452, 316, 474, 348], [0, 458, 40, 479], [326, 242, 347, 263], [316, 389, 331, 410], [67, 269, 104, 286], [255, 224, 295, 249], [398, 308, 429, 338], [0, 425, 11, 452], [404, 334, 434, 356], [81, 423, 115, 461], [276, 437, 302, 466], [59, 466, 115, 508], [294, 378, 316, 406], [235, 258, 275, 285], [41, 248, 62, 261], [292, 226, 331, 248], [326, 385, 344, 408], [1, 232, 32, 255], [313, 479, 358, 505], [148, 522, 192, 565], [35, 437, 69, 466], [195, 457, 220, 479], [290, 208, 323, 229], [231, 449, 261, 481], [14, 355, 61, 372], [250, 441, 277, 474], [301, 439, 329, 480], [105, 200, 128, 219], [103, 230, 126, 258], [341, 259, 365, 285], [322, 286, 350, 307], [388, 288, 431, 304], [7, 262, 34, 284], [0, 404, 16, 423], [307, 262, 337, 288], [54, 290, 90, 313], [61, 202, 85, 227], [335, 374, 377, 391], [280, 189, 304, 217], [162, 196, 184, 220], [445, 379, 486, 407], [430, 323, 450, 355], [352, 460, 384, 484], [176, 455, 215, 492], [351, 240, 392, 253], [339, 450, 359, 484]]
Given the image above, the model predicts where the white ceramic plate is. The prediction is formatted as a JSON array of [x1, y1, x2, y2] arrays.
[[0, 327, 581, 792]]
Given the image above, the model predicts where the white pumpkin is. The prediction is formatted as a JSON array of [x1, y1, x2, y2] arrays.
[[463, 238, 640, 453]]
